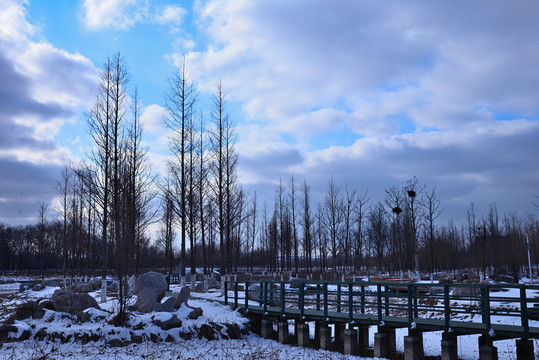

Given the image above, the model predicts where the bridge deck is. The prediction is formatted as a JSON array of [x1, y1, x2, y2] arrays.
[[222, 280, 539, 340]]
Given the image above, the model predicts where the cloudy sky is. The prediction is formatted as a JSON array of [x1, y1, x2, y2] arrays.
[[1, 0, 538, 226]]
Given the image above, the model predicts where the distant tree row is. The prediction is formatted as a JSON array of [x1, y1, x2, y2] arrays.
[[1, 52, 538, 286]]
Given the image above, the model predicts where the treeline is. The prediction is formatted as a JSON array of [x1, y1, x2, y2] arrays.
[[1, 52, 538, 284]]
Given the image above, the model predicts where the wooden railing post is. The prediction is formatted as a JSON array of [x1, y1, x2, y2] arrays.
[[245, 281, 249, 311], [234, 282, 239, 309], [444, 284, 450, 331], [361, 284, 365, 314], [520, 285, 529, 339], [224, 279, 228, 306], [280, 281, 285, 316], [348, 283, 354, 324], [316, 284, 321, 311], [263, 282, 268, 314], [299, 282, 305, 319], [407, 284, 413, 325], [384, 285, 389, 316], [377, 283, 382, 324], [324, 282, 329, 320], [337, 283, 342, 312]]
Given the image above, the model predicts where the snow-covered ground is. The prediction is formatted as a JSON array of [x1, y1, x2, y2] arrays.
[[1, 279, 538, 359]]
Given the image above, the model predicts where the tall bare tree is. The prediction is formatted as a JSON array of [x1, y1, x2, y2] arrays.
[[165, 60, 197, 277]]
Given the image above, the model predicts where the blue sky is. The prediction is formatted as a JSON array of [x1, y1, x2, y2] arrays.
[[1, 0, 539, 226]]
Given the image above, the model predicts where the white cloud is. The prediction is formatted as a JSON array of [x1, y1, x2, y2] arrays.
[[140, 104, 168, 134], [0, 0, 99, 223], [155, 4, 186, 27], [81, 0, 149, 31]]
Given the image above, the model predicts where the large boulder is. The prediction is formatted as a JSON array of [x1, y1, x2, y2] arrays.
[[52, 289, 100, 317], [133, 272, 168, 313], [72, 283, 94, 293]]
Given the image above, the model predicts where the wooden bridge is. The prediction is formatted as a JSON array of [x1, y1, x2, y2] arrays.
[[223, 279, 539, 359]]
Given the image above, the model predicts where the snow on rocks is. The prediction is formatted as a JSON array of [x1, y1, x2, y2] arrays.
[[0, 275, 249, 348], [132, 271, 168, 313]]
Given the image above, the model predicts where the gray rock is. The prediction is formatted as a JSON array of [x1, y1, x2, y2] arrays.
[[32, 283, 45, 291], [175, 286, 190, 307], [19, 283, 32, 292], [52, 289, 100, 317], [154, 297, 175, 312], [152, 314, 182, 330], [452, 286, 480, 297], [187, 307, 203, 320], [207, 277, 218, 288], [133, 272, 168, 313], [72, 283, 94, 293], [0, 324, 18, 342]]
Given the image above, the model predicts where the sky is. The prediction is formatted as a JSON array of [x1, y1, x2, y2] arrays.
[[1, 0, 538, 227]]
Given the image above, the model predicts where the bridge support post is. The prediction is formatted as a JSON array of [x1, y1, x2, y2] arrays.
[[314, 321, 322, 346], [278, 320, 289, 344], [441, 332, 457, 360], [516, 338, 534, 360], [261, 319, 274, 339], [320, 325, 331, 350], [479, 344, 498, 360], [404, 335, 422, 360], [357, 325, 369, 349], [387, 327, 396, 354], [374, 332, 388, 358], [344, 328, 358, 355], [334, 323, 345, 346], [297, 323, 310, 347]]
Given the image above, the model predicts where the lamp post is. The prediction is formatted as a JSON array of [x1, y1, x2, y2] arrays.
[[525, 233, 533, 284], [407, 190, 419, 281], [392, 206, 403, 279]]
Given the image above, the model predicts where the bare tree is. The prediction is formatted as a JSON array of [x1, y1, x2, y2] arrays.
[[300, 180, 314, 273], [420, 186, 443, 282], [323, 178, 343, 273], [165, 59, 197, 277], [209, 80, 238, 274]]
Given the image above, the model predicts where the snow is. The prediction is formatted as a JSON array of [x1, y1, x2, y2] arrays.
[[1, 278, 538, 359]]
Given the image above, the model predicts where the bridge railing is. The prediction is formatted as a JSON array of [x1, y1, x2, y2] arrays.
[[224, 280, 539, 338]]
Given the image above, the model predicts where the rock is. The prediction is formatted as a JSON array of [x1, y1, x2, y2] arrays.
[[131, 335, 142, 343], [226, 323, 242, 339], [133, 272, 168, 313], [152, 314, 182, 330], [14, 300, 51, 320], [19, 283, 32, 292], [175, 286, 190, 307], [52, 289, 100, 317], [187, 307, 203, 320], [198, 324, 214, 340], [207, 277, 219, 288], [32, 283, 45, 291], [109, 338, 123, 347], [89, 278, 102, 290], [165, 334, 175, 342], [154, 297, 175, 312], [452, 286, 480, 297], [0, 324, 18, 342], [72, 283, 94, 293]]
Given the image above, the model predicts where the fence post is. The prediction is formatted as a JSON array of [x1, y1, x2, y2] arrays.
[[377, 283, 382, 324], [520, 285, 529, 339], [263, 282, 268, 314], [280, 281, 285, 317], [224, 278, 228, 306], [361, 283, 365, 314], [234, 282, 239, 309], [348, 283, 354, 324], [384, 284, 389, 316], [299, 282, 305, 319], [245, 281, 249, 311], [444, 284, 450, 331], [324, 282, 329, 320], [407, 284, 413, 325], [337, 283, 342, 312]]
